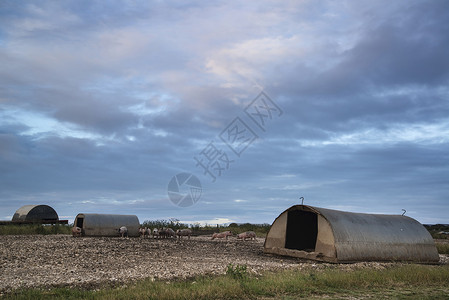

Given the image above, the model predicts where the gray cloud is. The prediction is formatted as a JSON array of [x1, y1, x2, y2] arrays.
[[0, 0, 448, 224]]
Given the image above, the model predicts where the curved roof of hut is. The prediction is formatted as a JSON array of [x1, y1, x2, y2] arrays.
[[12, 205, 59, 222], [74, 213, 140, 237], [264, 205, 439, 263], [307, 205, 436, 261]]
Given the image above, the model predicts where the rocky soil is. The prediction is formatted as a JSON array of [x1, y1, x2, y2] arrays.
[[1, 235, 447, 293], [0, 234, 295, 293]]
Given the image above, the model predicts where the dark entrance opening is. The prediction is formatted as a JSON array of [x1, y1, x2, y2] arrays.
[[76, 217, 84, 228], [285, 209, 318, 251]]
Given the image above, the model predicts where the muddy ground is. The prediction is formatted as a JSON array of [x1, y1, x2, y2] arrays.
[[0, 235, 447, 293]]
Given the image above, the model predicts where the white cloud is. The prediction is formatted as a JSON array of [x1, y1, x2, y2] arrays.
[[0, 106, 112, 143], [59, 215, 75, 219], [180, 217, 234, 226], [81, 200, 95, 204], [267, 180, 347, 191], [299, 122, 449, 147], [205, 35, 306, 86], [273, 174, 297, 178], [233, 199, 247, 203]]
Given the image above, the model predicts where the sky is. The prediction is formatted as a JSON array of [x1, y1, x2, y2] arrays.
[[0, 0, 448, 225]]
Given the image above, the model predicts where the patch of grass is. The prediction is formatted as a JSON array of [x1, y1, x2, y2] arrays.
[[5, 264, 449, 299], [226, 264, 248, 280], [436, 242, 449, 254], [228, 222, 271, 237], [5, 287, 95, 300], [0, 224, 72, 235]]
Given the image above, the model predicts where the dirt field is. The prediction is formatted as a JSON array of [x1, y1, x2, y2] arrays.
[[1, 235, 447, 294]]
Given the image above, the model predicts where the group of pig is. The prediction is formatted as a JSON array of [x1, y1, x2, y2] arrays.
[[212, 230, 257, 241], [72, 225, 257, 241], [139, 227, 192, 239], [139, 228, 257, 241]]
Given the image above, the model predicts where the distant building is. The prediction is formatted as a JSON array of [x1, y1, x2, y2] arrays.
[[12, 205, 59, 223]]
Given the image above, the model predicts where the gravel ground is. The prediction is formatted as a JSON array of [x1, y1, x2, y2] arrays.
[[0, 234, 297, 293], [1, 235, 447, 293]]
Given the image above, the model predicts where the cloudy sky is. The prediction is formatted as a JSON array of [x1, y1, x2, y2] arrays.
[[1, 0, 448, 225]]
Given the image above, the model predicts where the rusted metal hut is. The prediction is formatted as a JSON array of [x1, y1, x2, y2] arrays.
[[264, 205, 439, 263], [12, 205, 59, 223], [73, 213, 140, 237]]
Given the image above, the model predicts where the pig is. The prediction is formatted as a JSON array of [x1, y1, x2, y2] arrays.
[[176, 229, 192, 239], [152, 228, 159, 239], [139, 227, 147, 238], [72, 226, 82, 237], [158, 228, 168, 239], [118, 226, 128, 238], [237, 231, 256, 241], [211, 231, 232, 240], [142, 227, 151, 238], [166, 228, 176, 238]]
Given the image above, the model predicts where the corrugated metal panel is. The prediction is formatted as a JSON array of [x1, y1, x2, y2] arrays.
[[74, 213, 140, 237], [310, 206, 439, 262], [264, 205, 439, 263]]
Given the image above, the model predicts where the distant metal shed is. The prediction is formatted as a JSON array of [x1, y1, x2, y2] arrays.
[[74, 213, 140, 237], [264, 205, 439, 263], [12, 205, 59, 223]]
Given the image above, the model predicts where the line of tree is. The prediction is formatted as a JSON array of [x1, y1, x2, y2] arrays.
[[141, 219, 271, 236]]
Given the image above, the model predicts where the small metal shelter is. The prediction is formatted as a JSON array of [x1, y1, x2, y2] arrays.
[[264, 205, 439, 263], [12, 205, 59, 223], [73, 213, 140, 237]]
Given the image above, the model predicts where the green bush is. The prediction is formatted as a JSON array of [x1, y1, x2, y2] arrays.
[[226, 263, 248, 280], [436, 243, 449, 254], [424, 224, 449, 239], [141, 219, 189, 231], [231, 223, 271, 237], [0, 224, 72, 235], [140, 219, 271, 237]]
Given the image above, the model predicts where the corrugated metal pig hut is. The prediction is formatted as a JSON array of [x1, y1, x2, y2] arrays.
[[12, 205, 59, 223], [264, 205, 439, 263], [74, 213, 140, 237]]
